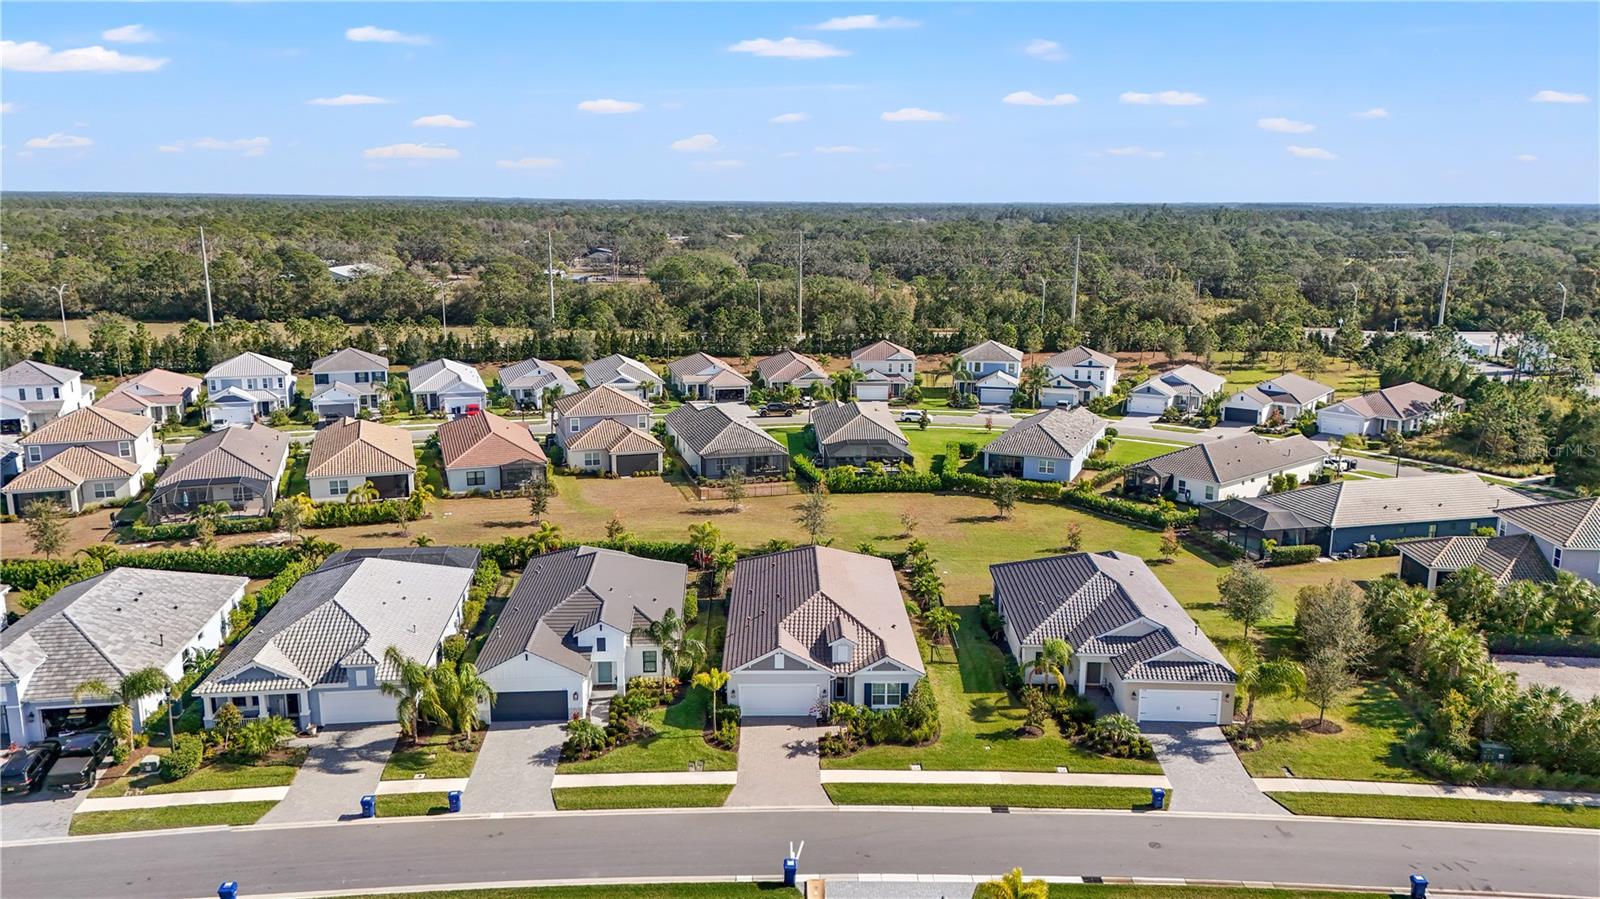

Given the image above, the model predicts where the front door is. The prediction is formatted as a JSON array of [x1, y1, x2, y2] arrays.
[[596, 662, 615, 687], [1084, 662, 1104, 686]]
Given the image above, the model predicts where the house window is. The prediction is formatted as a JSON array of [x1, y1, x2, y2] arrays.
[[34, 388, 44, 400], [51, 387, 60, 399], [1038, 459, 1056, 474], [1205, 486, 1215, 501], [14, 388, 23, 400], [314, 374, 330, 385], [117, 441, 132, 458], [642, 650, 657, 674], [466, 470, 487, 487], [277, 378, 285, 389], [1553, 547, 1563, 569], [569, 418, 581, 433], [867, 682, 903, 708], [355, 371, 370, 383], [231, 486, 249, 503], [246, 379, 257, 391], [92, 482, 117, 500], [329, 479, 350, 496], [637, 416, 648, 428], [353, 669, 370, 687], [583, 452, 602, 468], [595, 636, 607, 652], [26, 446, 41, 464]]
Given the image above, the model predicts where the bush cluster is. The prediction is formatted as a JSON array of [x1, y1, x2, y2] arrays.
[[307, 499, 410, 528], [818, 680, 939, 757], [128, 516, 276, 541], [161, 734, 205, 780], [1063, 486, 1198, 529], [1266, 544, 1320, 566]]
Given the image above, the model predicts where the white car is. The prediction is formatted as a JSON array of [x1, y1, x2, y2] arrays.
[[899, 409, 928, 423]]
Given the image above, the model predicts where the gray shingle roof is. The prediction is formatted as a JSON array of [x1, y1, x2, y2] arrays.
[[1236, 373, 1334, 406], [810, 401, 908, 451], [1133, 364, 1227, 397], [408, 359, 486, 394], [1498, 498, 1600, 550], [206, 351, 293, 380], [1325, 381, 1459, 422], [665, 404, 787, 458], [1243, 473, 1519, 529], [155, 423, 288, 489], [583, 354, 663, 390], [312, 347, 389, 373], [1133, 434, 1326, 485], [1, 360, 81, 387], [982, 406, 1107, 461], [499, 358, 579, 393], [1395, 534, 1555, 585]]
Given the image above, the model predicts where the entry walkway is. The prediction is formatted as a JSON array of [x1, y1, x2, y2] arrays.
[[463, 720, 562, 813], [1144, 723, 1288, 815], [261, 723, 397, 824], [726, 717, 829, 808]]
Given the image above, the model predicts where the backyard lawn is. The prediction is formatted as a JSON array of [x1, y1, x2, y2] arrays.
[[69, 800, 279, 835], [1270, 792, 1600, 828], [823, 784, 1161, 809], [1102, 439, 1186, 467], [383, 729, 483, 781], [557, 688, 736, 774], [551, 784, 733, 810]]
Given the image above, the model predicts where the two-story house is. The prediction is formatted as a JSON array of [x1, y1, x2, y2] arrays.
[[1, 406, 159, 515], [958, 340, 1025, 405], [550, 386, 663, 475], [0, 361, 95, 435], [309, 348, 389, 420], [849, 340, 917, 402], [204, 352, 296, 428], [96, 369, 201, 424], [408, 359, 488, 418], [1041, 346, 1118, 408], [666, 353, 751, 403]]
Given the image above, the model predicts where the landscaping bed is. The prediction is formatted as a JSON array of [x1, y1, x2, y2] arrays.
[[557, 688, 736, 775], [1268, 792, 1600, 828], [384, 728, 483, 781], [68, 800, 279, 835], [90, 747, 307, 798], [551, 784, 733, 810], [822, 784, 1163, 809]]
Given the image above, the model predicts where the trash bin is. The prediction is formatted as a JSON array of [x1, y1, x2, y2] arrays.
[[1150, 787, 1166, 810], [360, 794, 376, 818], [783, 856, 798, 888], [1409, 874, 1428, 899], [218, 882, 239, 899], [448, 790, 462, 813]]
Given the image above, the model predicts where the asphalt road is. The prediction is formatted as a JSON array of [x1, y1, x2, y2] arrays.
[[5, 808, 1596, 898]]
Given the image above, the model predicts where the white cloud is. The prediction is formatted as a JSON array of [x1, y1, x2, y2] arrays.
[[814, 15, 919, 30], [814, 145, 864, 154], [670, 133, 721, 152], [696, 159, 745, 170], [102, 25, 156, 44], [192, 137, 270, 156], [1354, 107, 1389, 119], [1258, 117, 1315, 134], [1024, 39, 1066, 62], [1104, 145, 1163, 158], [0, 102, 14, 114], [0, 40, 167, 73], [362, 143, 458, 159], [345, 26, 430, 46], [412, 114, 473, 128], [881, 107, 947, 122], [1516, 154, 1538, 163], [1120, 90, 1206, 106], [728, 37, 848, 59], [25, 133, 91, 149], [577, 98, 642, 114], [1287, 145, 1336, 160], [308, 94, 393, 106], [497, 157, 561, 169], [770, 112, 810, 124], [1530, 89, 1589, 104], [157, 144, 183, 153], [1002, 90, 1078, 107]]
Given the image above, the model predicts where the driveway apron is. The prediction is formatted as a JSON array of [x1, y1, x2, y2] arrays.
[[464, 721, 562, 813], [726, 717, 829, 808], [1, 781, 93, 842], [1144, 723, 1289, 815], [262, 723, 398, 824]]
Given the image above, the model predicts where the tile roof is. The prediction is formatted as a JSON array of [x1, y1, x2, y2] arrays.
[[850, 340, 915, 362], [583, 354, 663, 389], [553, 385, 652, 418], [1237, 373, 1334, 406], [725, 546, 923, 675], [566, 418, 663, 454], [666, 403, 788, 458], [1497, 497, 1600, 550], [1134, 364, 1227, 397], [155, 423, 288, 488], [810, 401, 908, 451], [116, 368, 200, 399], [1395, 534, 1556, 584], [499, 358, 579, 393], [312, 347, 389, 373], [667, 352, 751, 388], [206, 351, 293, 380], [408, 359, 486, 394], [1245, 473, 1518, 529], [1325, 381, 1458, 422], [95, 391, 155, 414], [305, 417, 416, 478], [2, 446, 139, 494], [990, 551, 1234, 685], [437, 410, 548, 470], [959, 339, 1024, 363], [477, 546, 685, 674], [1, 568, 247, 701], [20, 406, 150, 445], [1, 360, 80, 387], [982, 406, 1108, 461], [196, 548, 477, 693], [1044, 345, 1117, 369], [755, 350, 828, 385], [1133, 433, 1326, 484]]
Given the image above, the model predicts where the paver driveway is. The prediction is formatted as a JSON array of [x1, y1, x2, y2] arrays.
[[1144, 723, 1288, 815], [463, 721, 563, 813], [1, 783, 92, 842], [261, 723, 398, 824], [726, 717, 828, 808]]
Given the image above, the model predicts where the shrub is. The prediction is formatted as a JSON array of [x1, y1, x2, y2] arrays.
[[308, 499, 410, 528], [713, 719, 739, 750], [162, 733, 205, 780], [1062, 486, 1198, 529], [127, 517, 275, 542], [1266, 544, 1320, 566], [1084, 713, 1155, 759], [713, 704, 742, 729]]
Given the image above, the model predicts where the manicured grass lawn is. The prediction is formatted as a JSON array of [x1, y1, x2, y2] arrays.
[[346, 885, 796, 899], [551, 784, 733, 809], [557, 688, 737, 774], [90, 751, 306, 798], [1048, 887, 1387, 899], [1102, 439, 1185, 466], [375, 791, 453, 817], [417, 444, 448, 495], [823, 784, 1161, 809], [1270, 792, 1600, 828], [899, 425, 999, 470], [1238, 682, 1430, 783], [823, 607, 1160, 774], [69, 800, 278, 835], [383, 729, 482, 781]]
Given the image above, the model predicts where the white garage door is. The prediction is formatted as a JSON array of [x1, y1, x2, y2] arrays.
[[1126, 394, 1170, 416], [317, 688, 398, 726], [1316, 412, 1367, 437], [737, 683, 823, 717], [1137, 689, 1221, 723]]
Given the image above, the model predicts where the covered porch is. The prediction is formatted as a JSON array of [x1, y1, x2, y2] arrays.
[[204, 690, 311, 732], [147, 475, 274, 523], [1197, 500, 1327, 560]]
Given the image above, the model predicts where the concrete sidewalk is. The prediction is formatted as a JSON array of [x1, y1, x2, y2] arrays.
[[75, 786, 289, 813], [374, 778, 470, 795], [552, 771, 738, 788], [1255, 777, 1600, 806], [819, 770, 1170, 787]]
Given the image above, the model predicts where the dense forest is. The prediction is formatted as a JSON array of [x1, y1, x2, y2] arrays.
[[2, 195, 1598, 363]]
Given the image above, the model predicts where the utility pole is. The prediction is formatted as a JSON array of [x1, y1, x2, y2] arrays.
[[546, 230, 557, 323], [54, 284, 68, 339], [1556, 282, 1568, 320], [1068, 236, 1081, 325], [1038, 276, 1048, 324], [756, 279, 762, 318], [796, 232, 805, 340], [199, 227, 215, 329], [1436, 236, 1454, 328], [440, 288, 448, 333]]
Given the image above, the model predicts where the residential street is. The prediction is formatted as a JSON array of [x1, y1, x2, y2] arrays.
[[4, 808, 1595, 899]]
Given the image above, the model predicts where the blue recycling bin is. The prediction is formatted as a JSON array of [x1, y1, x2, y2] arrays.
[[1409, 874, 1428, 899], [448, 790, 462, 813], [360, 794, 376, 818], [218, 882, 239, 899], [1150, 787, 1166, 810], [783, 856, 798, 888]]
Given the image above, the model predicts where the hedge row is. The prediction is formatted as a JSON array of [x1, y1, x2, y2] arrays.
[[0, 557, 103, 591], [128, 516, 276, 542], [1062, 487, 1198, 529], [108, 546, 303, 578], [1266, 544, 1321, 566], [308, 499, 409, 528]]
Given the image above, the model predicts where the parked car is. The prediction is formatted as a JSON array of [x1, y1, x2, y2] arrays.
[[899, 409, 928, 423], [43, 754, 101, 793], [41, 730, 114, 761], [759, 402, 793, 417], [1, 745, 61, 796], [1323, 457, 1358, 472]]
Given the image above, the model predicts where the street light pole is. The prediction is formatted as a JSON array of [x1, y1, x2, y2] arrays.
[[547, 231, 557, 323], [1556, 282, 1568, 320], [54, 284, 68, 339]]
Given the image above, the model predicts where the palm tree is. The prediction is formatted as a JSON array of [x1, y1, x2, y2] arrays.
[[1235, 651, 1305, 737], [975, 868, 1049, 899], [1029, 638, 1073, 694], [692, 667, 730, 729], [347, 481, 381, 505], [944, 355, 967, 391], [529, 521, 563, 554], [430, 660, 495, 735], [646, 608, 685, 685], [541, 386, 565, 419], [922, 606, 960, 645], [687, 521, 721, 569], [831, 368, 861, 400], [1019, 363, 1050, 408], [399, 480, 436, 535], [380, 646, 436, 744], [74, 668, 173, 749]]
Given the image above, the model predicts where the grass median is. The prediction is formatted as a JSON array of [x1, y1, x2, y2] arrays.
[[551, 784, 732, 810], [822, 783, 1165, 809], [68, 800, 278, 835], [345, 885, 796, 899], [375, 792, 454, 817], [383, 729, 482, 781], [1269, 792, 1600, 828]]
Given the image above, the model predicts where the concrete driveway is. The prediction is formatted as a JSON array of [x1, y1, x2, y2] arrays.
[[261, 723, 398, 824], [726, 717, 828, 808], [1, 782, 93, 842], [463, 721, 563, 813], [1494, 654, 1600, 701], [1144, 723, 1288, 815]]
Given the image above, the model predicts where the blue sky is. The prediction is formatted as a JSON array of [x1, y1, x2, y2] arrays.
[[3, 3, 1596, 203]]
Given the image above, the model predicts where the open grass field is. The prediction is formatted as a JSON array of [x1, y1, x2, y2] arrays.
[[1102, 439, 1185, 466], [551, 784, 733, 809], [383, 729, 483, 781], [68, 800, 279, 835], [1212, 352, 1379, 397], [822, 784, 1160, 808], [1270, 792, 1600, 828], [557, 688, 736, 774], [1239, 682, 1429, 783]]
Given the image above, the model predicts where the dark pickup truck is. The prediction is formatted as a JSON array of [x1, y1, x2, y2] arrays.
[[44, 754, 101, 793]]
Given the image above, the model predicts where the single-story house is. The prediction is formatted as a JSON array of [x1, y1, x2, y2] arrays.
[[2, 406, 159, 515], [849, 340, 916, 399], [97, 369, 201, 424], [1220, 374, 1335, 425], [1396, 533, 1555, 590], [1316, 381, 1463, 437], [499, 358, 580, 409], [437, 410, 548, 494], [195, 547, 478, 730], [1198, 473, 1519, 559], [2, 568, 248, 745], [146, 423, 290, 522], [0, 360, 95, 435], [305, 417, 416, 502], [980, 406, 1107, 482], [408, 359, 488, 418], [665, 403, 790, 480], [1125, 365, 1227, 416], [309, 348, 389, 420], [724, 546, 925, 717], [582, 354, 664, 401], [1496, 497, 1600, 585], [551, 386, 654, 450], [566, 419, 664, 476], [754, 350, 830, 392], [992, 551, 1236, 724], [666, 352, 751, 403], [1041, 346, 1119, 408], [810, 400, 911, 468], [476, 546, 686, 722], [1124, 433, 1327, 505]]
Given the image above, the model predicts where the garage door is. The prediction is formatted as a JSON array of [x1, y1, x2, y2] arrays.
[[493, 690, 568, 722], [614, 453, 659, 476], [317, 689, 398, 726], [737, 683, 822, 717], [1126, 395, 1168, 416], [1137, 689, 1221, 723], [1223, 406, 1259, 423]]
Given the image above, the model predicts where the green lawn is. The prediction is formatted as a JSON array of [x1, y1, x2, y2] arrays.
[[823, 784, 1162, 809], [90, 751, 306, 798], [1102, 440, 1185, 466], [822, 607, 1160, 774], [1215, 354, 1377, 397], [899, 425, 1000, 470], [69, 800, 278, 835], [281, 453, 309, 497], [375, 791, 453, 817], [1238, 681, 1430, 783], [345, 885, 796, 899], [417, 444, 448, 495], [383, 729, 482, 781], [557, 689, 737, 774], [1270, 792, 1600, 828], [551, 784, 733, 810], [1047, 887, 1387, 899]]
